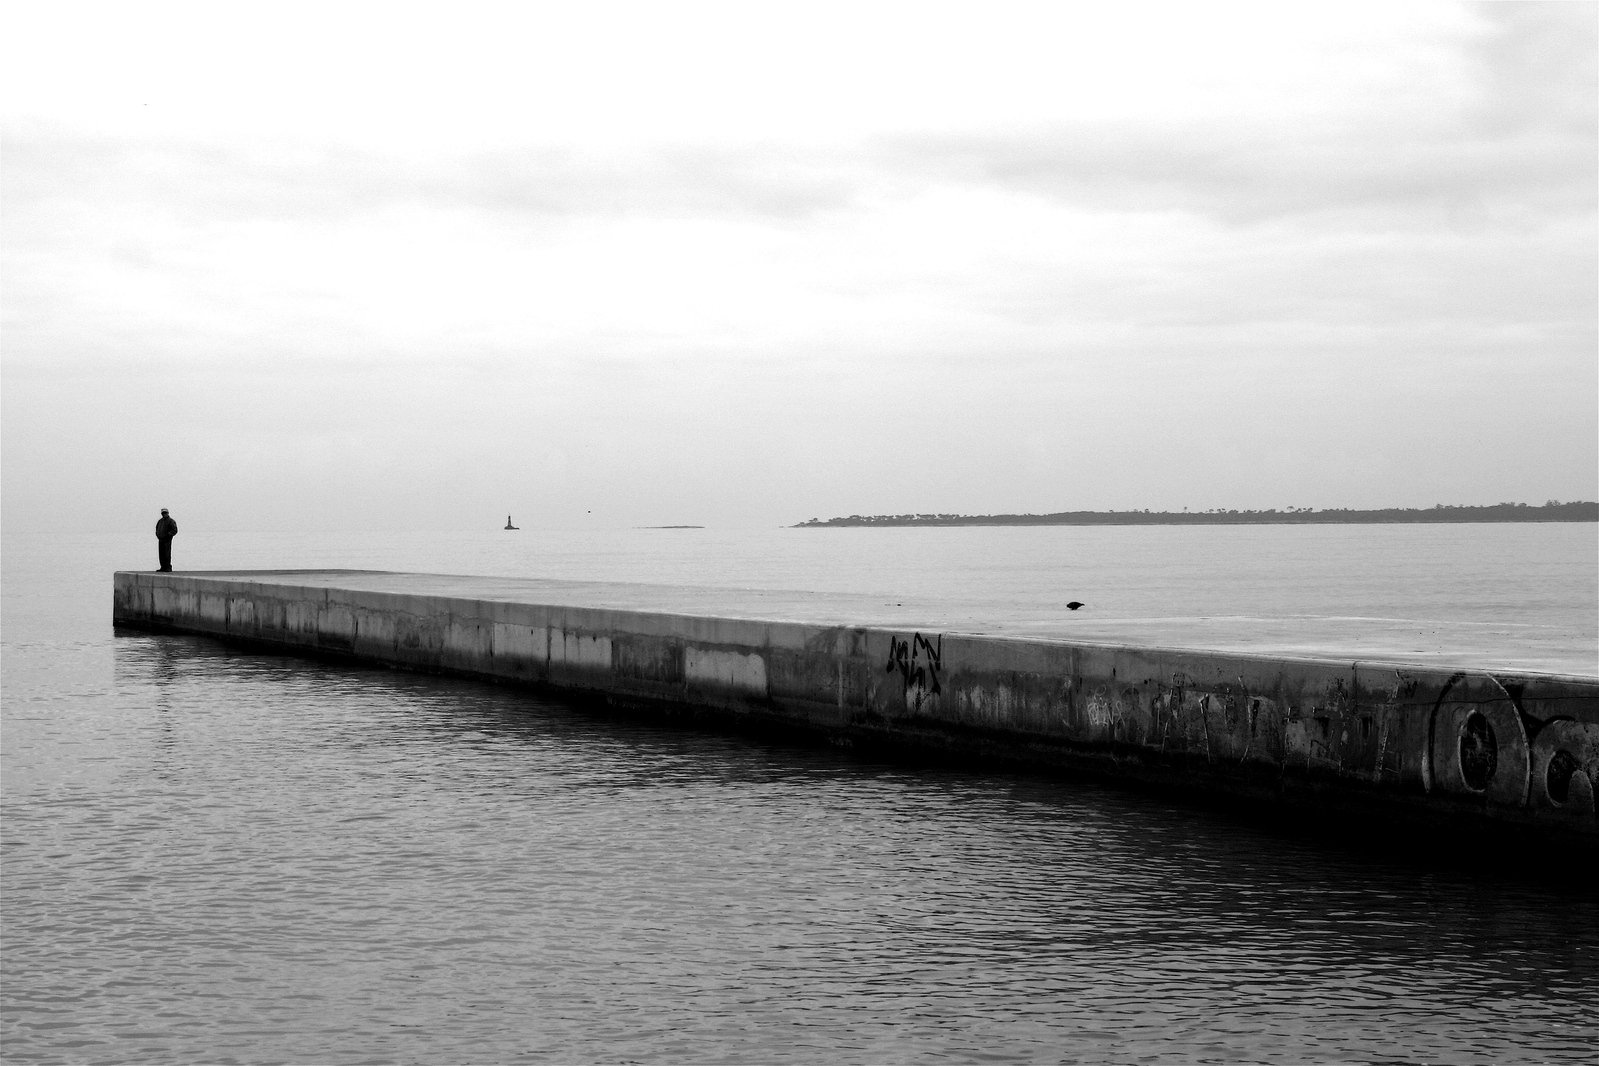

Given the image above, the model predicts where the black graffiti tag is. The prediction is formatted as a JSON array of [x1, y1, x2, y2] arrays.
[[886, 633, 943, 699]]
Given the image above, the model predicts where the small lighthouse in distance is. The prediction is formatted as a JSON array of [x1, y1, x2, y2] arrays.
[[504, 515, 519, 530]]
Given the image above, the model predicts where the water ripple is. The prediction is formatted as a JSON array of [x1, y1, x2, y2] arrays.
[[6, 531, 1599, 1063]]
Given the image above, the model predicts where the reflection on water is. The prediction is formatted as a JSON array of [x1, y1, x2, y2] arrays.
[[4, 632, 1595, 1065], [4, 528, 1597, 1063]]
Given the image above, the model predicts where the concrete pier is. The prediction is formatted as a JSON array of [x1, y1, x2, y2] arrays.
[[113, 570, 1599, 845]]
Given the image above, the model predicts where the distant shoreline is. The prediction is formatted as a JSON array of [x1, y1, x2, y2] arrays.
[[793, 502, 1598, 528]]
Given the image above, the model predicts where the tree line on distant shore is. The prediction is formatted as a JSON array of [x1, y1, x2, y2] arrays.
[[793, 501, 1599, 528]]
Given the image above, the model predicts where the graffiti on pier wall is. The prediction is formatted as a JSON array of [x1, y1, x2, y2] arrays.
[[1427, 675, 1599, 817], [868, 628, 1596, 823], [886, 633, 943, 712]]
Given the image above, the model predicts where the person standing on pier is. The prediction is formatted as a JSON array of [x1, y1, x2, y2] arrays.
[[155, 508, 178, 572]]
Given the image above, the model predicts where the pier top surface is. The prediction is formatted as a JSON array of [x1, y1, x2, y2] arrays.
[[116, 569, 1598, 677], [123, 568, 1034, 631]]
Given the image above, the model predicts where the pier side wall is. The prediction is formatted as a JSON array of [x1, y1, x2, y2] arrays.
[[113, 572, 1599, 842]]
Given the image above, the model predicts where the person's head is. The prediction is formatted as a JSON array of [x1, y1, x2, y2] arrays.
[[160, 509, 169, 515]]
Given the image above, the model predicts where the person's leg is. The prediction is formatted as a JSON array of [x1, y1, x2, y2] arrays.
[[158, 539, 171, 571]]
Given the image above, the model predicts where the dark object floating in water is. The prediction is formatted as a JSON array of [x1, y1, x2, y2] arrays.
[[1066, 601, 1085, 610], [504, 515, 519, 530]]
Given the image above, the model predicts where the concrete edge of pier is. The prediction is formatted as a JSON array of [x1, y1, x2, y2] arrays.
[[112, 570, 1599, 850]]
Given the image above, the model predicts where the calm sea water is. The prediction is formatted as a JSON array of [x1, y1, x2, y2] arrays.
[[3, 525, 1597, 1064]]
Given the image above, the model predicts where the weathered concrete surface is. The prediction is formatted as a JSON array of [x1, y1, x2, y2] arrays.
[[113, 570, 1599, 844]]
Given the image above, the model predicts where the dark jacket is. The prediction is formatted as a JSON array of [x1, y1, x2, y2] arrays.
[[156, 516, 178, 539]]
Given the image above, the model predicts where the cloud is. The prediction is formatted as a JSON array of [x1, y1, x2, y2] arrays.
[[878, 120, 1590, 229], [864, 5, 1594, 230], [1469, 0, 1598, 137], [2, 2, 1594, 531]]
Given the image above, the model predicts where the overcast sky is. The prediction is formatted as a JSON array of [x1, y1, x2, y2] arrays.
[[3, 1, 1594, 532]]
